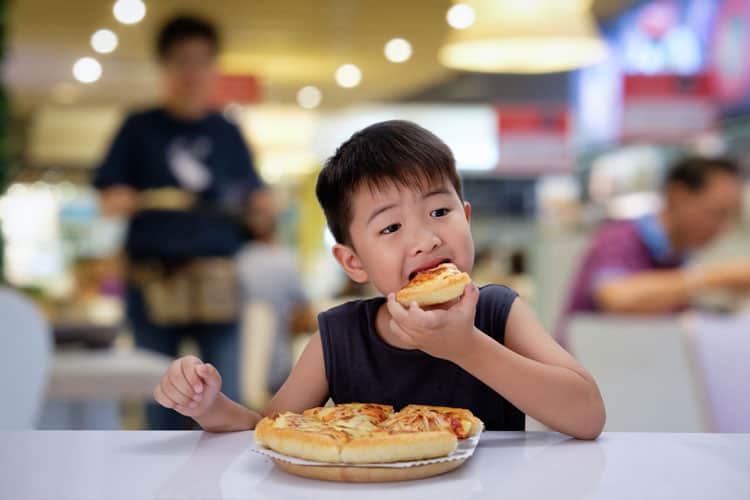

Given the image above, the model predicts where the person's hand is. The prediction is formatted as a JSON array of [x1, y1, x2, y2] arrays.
[[385, 283, 480, 361], [153, 355, 222, 418], [699, 259, 750, 290]]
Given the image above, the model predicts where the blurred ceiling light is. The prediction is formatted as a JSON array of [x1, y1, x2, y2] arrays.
[[440, 0, 608, 73], [384, 38, 413, 63], [72, 57, 102, 83], [91, 29, 118, 54], [50, 82, 81, 104], [113, 0, 146, 25], [335, 64, 362, 88], [447, 3, 476, 30], [297, 86, 322, 109]]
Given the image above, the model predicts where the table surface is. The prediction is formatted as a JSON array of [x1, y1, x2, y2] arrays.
[[1, 431, 748, 500]]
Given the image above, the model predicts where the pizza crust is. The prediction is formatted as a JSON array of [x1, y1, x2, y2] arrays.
[[396, 263, 471, 307], [340, 431, 458, 464], [256, 418, 343, 463]]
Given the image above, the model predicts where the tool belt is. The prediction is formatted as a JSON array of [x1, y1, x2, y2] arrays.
[[128, 257, 240, 326]]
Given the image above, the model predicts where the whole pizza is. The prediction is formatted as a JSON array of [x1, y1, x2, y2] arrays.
[[255, 403, 484, 464]]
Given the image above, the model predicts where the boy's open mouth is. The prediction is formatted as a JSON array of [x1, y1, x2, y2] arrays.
[[407, 259, 452, 281]]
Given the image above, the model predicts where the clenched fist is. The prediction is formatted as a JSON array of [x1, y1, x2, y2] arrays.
[[154, 355, 222, 418]]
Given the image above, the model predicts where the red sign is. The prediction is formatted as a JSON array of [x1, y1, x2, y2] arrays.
[[621, 73, 717, 141], [212, 74, 262, 106], [495, 105, 573, 175]]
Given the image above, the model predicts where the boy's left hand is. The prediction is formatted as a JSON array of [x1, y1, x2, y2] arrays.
[[386, 282, 480, 361]]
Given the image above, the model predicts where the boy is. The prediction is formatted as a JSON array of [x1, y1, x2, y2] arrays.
[[154, 121, 606, 439]]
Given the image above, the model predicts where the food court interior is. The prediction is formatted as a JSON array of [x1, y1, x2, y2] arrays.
[[1, 0, 749, 433]]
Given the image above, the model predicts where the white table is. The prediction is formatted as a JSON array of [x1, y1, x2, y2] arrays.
[[1, 431, 747, 499]]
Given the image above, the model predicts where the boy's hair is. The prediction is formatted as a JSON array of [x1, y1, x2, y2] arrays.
[[665, 156, 740, 192], [316, 120, 463, 246], [156, 15, 220, 61]]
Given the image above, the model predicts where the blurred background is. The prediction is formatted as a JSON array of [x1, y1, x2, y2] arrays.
[[1, 0, 748, 432]]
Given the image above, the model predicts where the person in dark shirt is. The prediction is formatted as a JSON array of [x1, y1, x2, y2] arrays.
[[94, 15, 267, 429], [152, 121, 606, 439]]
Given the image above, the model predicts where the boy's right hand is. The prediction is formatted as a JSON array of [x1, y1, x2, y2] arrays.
[[154, 355, 222, 418]]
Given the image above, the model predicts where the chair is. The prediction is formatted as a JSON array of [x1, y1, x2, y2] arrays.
[[0, 287, 52, 429], [568, 314, 709, 432], [240, 301, 277, 411]]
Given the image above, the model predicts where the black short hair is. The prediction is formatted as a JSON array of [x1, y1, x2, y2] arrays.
[[316, 120, 463, 246], [156, 15, 219, 61], [665, 156, 740, 192]]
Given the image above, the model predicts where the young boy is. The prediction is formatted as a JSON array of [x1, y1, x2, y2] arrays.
[[154, 121, 606, 439]]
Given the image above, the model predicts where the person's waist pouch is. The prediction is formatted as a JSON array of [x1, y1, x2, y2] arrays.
[[129, 258, 239, 326]]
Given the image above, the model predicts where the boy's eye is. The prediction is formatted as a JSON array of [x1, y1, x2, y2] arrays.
[[380, 223, 401, 235], [430, 208, 450, 217]]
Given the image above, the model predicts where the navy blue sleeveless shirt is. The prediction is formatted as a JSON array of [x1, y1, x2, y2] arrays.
[[319, 284, 525, 431]]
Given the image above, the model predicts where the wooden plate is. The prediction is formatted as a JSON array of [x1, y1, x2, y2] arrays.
[[272, 457, 468, 483]]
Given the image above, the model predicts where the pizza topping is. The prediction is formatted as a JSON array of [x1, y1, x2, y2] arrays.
[[261, 404, 480, 444]]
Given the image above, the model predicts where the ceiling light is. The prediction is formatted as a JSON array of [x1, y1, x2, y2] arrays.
[[297, 86, 322, 109], [113, 0, 146, 25], [91, 29, 118, 54], [440, 0, 608, 74], [335, 64, 362, 88], [73, 57, 102, 83], [447, 3, 476, 30], [384, 38, 412, 63]]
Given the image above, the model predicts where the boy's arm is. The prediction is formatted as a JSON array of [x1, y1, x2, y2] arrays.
[[161, 333, 329, 432], [206, 332, 329, 430], [387, 287, 604, 439], [261, 332, 330, 416], [454, 299, 606, 440]]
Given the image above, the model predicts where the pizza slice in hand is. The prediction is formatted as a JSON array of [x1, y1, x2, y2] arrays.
[[395, 263, 471, 307]]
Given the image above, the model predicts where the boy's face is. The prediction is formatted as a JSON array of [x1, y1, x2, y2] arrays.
[[333, 179, 474, 296]]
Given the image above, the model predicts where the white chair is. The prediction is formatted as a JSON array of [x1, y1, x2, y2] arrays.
[[568, 314, 709, 432], [240, 301, 277, 411], [0, 287, 52, 429], [689, 313, 750, 432]]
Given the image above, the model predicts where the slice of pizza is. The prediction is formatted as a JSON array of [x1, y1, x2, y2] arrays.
[[385, 405, 484, 439], [396, 262, 471, 307], [255, 412, 350, 463]]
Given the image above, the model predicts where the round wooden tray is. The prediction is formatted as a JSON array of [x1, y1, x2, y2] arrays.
[[272, 457, 468, 483]]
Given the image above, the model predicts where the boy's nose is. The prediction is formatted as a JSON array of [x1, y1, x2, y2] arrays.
[[410, 230, 442, 256]]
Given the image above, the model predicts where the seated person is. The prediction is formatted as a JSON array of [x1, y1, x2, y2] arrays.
[[560, 156, 749, 343], [235, 203, 317, 393]]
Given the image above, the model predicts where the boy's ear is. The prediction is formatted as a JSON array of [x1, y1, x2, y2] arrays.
[[332, 244, 369, 283], [463, 201, 472, 222]]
